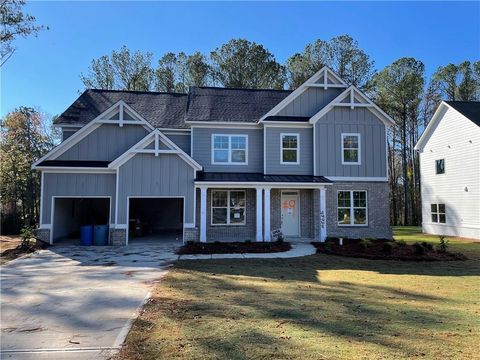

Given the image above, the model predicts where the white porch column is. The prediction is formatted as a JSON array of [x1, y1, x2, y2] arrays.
[[263, 187, 271, 242], [256, 187, 263, 242], [200, 186, 207, 242], [320, 186, 327, 242]]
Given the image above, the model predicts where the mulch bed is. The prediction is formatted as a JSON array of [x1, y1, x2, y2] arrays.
[[0, 239, 48, 265], [177, 241, 292, 255], [312, 238, 467, 261]]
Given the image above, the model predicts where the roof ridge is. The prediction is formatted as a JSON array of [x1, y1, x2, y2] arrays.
[[190, 86, 292, 93], [86, 88, 187, 96]]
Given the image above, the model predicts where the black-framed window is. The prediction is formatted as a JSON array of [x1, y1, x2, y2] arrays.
[[436, 159, 445, 174], [337, 190, 367, 226]]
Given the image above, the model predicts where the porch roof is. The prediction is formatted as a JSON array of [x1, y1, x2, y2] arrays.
[[195, 172, 331, 184]]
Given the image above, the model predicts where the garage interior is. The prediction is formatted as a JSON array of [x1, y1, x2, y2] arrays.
[[128, 198, 183, 242], [52, 198, 110, 243]]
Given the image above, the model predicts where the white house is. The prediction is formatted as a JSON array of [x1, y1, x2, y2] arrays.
[[415, 101, 480, 240]]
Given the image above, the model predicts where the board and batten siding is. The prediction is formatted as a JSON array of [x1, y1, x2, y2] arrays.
[[192, 127, 263, 173], [117, 153, 195, 224], [420, 106, 480, 239], [57, 124, 149, 161], [278, 88, 342, 117], [315, 107, 387, 178], [165, 133, 191, 155], [42, 173, 116, 224], [264, 127, 313, 175], [62, 129, 79, 141]]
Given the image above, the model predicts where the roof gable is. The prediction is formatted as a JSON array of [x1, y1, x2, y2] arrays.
[[445, 101, 480, 127]]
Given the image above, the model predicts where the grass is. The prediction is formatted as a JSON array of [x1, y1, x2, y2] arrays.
[[117, 227, 480, 360]]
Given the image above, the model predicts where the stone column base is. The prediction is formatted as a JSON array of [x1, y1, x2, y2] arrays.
[[184, 227, 199, 242], [35, 228, 51, 244], [110, 228, 127, 246]]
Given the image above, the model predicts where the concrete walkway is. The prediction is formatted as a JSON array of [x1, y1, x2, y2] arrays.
[[177, 243, 317, 260], [0, 241, 180, 360]]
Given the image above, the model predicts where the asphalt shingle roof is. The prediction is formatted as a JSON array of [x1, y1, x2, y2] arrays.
[[54, 89, 189, 129], [195, 172, 331, 183], [446, 101, 480, 127], [185, 87, 291, 123]]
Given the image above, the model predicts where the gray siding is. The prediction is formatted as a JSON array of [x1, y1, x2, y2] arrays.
[[192, 127, 263, 173], [315, 107, 387, 178], [57, 124, 148, 161], [265, 127, 313, 175], [278, 88, 342, 117], [42, 173, 116, 224], [117, 153, 195, 224], [62, 129, 78, 141], [165, 133, 191, 155]]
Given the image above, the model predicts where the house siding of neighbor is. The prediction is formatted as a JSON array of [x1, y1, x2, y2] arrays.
[[415, 101, 480, 240], [33, 67, 394, 246]]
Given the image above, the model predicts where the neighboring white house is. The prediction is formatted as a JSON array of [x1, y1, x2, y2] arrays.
[[415, 101, 480, 240]]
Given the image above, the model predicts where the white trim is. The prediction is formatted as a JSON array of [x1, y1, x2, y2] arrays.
[[336, 190, 368, 227], [39, 171, 45, 225], [341, 133, 361, 165], [319, 187, 327, 241], [210, 189, 246, 226], [195, 182, 332, 188], [55, 124, 83, 129], [328, 176, 387, 182], [309, 86, 395, 127], [385, 129, 389, 179], [115, 168, 120, 225], [39, 224, 51, 229], [50, 196, 112, 245], [280, 190, 300, 237], [188, 122, 261, 129], [211, 134, 248, 165], [280, 133, 300, 165], [200, 187, 207, 242], [263, 128, 267, 174], [264, 187, 271, 241], [191, 127, 194, 159], [32, 100, 154, 168], [109, 129, 202, 171], [255, 187, 263, 241], [313, 122, 316, 176], [259, 67, 348, 122], [126, 196, 186, 245], [262, 122, 312, 128], [40, 168, 115, 174], [156, 128, 191, 133]]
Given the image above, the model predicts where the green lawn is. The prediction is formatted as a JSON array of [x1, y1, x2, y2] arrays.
[[118, 227, 480, 360]]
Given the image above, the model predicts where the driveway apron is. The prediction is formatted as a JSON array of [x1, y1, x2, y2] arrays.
[[1, 241, 179, 359]]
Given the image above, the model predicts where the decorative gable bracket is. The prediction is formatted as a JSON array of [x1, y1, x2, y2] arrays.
[[97, 101, 154, 130]]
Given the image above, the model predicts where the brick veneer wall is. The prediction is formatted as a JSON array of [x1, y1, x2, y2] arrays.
[[111, 228, 127, 246], [35, 228, 50, 243], [326, 181, 392, 239]]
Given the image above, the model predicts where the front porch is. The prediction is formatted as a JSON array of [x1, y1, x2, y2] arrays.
[[194, 175, 330, 242]]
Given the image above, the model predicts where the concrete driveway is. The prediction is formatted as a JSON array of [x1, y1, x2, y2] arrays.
[[1, 241, 180, 359]]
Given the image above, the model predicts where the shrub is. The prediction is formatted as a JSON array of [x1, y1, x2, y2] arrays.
[[276, 236, 284, 244], [358, 238, 372, 251], [365, 237, 377, 242], [437, 236, 449, 253], [324, 241, 333, 252], [382, 242, 394, 254], [186, 240, 195, 246], [19, 226, 35, 250], [421, 241, 434, 251], [395, 239, 407, 247], [413, 242, 425, 255], [245, 239, 252, 244]]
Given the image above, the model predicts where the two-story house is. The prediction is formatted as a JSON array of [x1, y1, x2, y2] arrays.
[[33, 67, 393, 245], [415, 101, 480, 239]]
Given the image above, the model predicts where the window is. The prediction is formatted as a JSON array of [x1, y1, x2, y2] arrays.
[[212, 135, 247, 164], [431, 204, 446, 223], [281, 133, 299, 164], [211, 190, 246, 225], [337, 191, 367, 226], [436, 159, 445, 174], [342, 133, 361, 164]]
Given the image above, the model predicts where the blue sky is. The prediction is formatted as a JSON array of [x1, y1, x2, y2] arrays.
[[2, 1, 479, 118]]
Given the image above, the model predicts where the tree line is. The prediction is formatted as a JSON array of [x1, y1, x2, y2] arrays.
[[80, 38, 480, 226], [1, 0, 479, 232]]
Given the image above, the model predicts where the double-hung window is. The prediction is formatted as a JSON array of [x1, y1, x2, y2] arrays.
[[211, 190, 246, 225], [212, 135, 247, 164], [337, 190, 367, 226], [435, 159, 445, 174], [431, 204, 446, 223], [281, 133, 299, 164], [342, 133, 361, 164]]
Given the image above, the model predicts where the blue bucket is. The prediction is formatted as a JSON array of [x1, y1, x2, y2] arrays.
[[80, 225, 93, 246], [93, 225, 109, 246]]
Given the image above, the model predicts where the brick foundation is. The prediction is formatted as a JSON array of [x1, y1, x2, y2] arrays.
[[35, 228, 50, 243], [110, 228, 127, 246], [184, 227, 199, 242]]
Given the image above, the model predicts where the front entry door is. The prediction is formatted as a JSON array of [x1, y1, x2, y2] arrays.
[[281, 191, 300, 236]]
